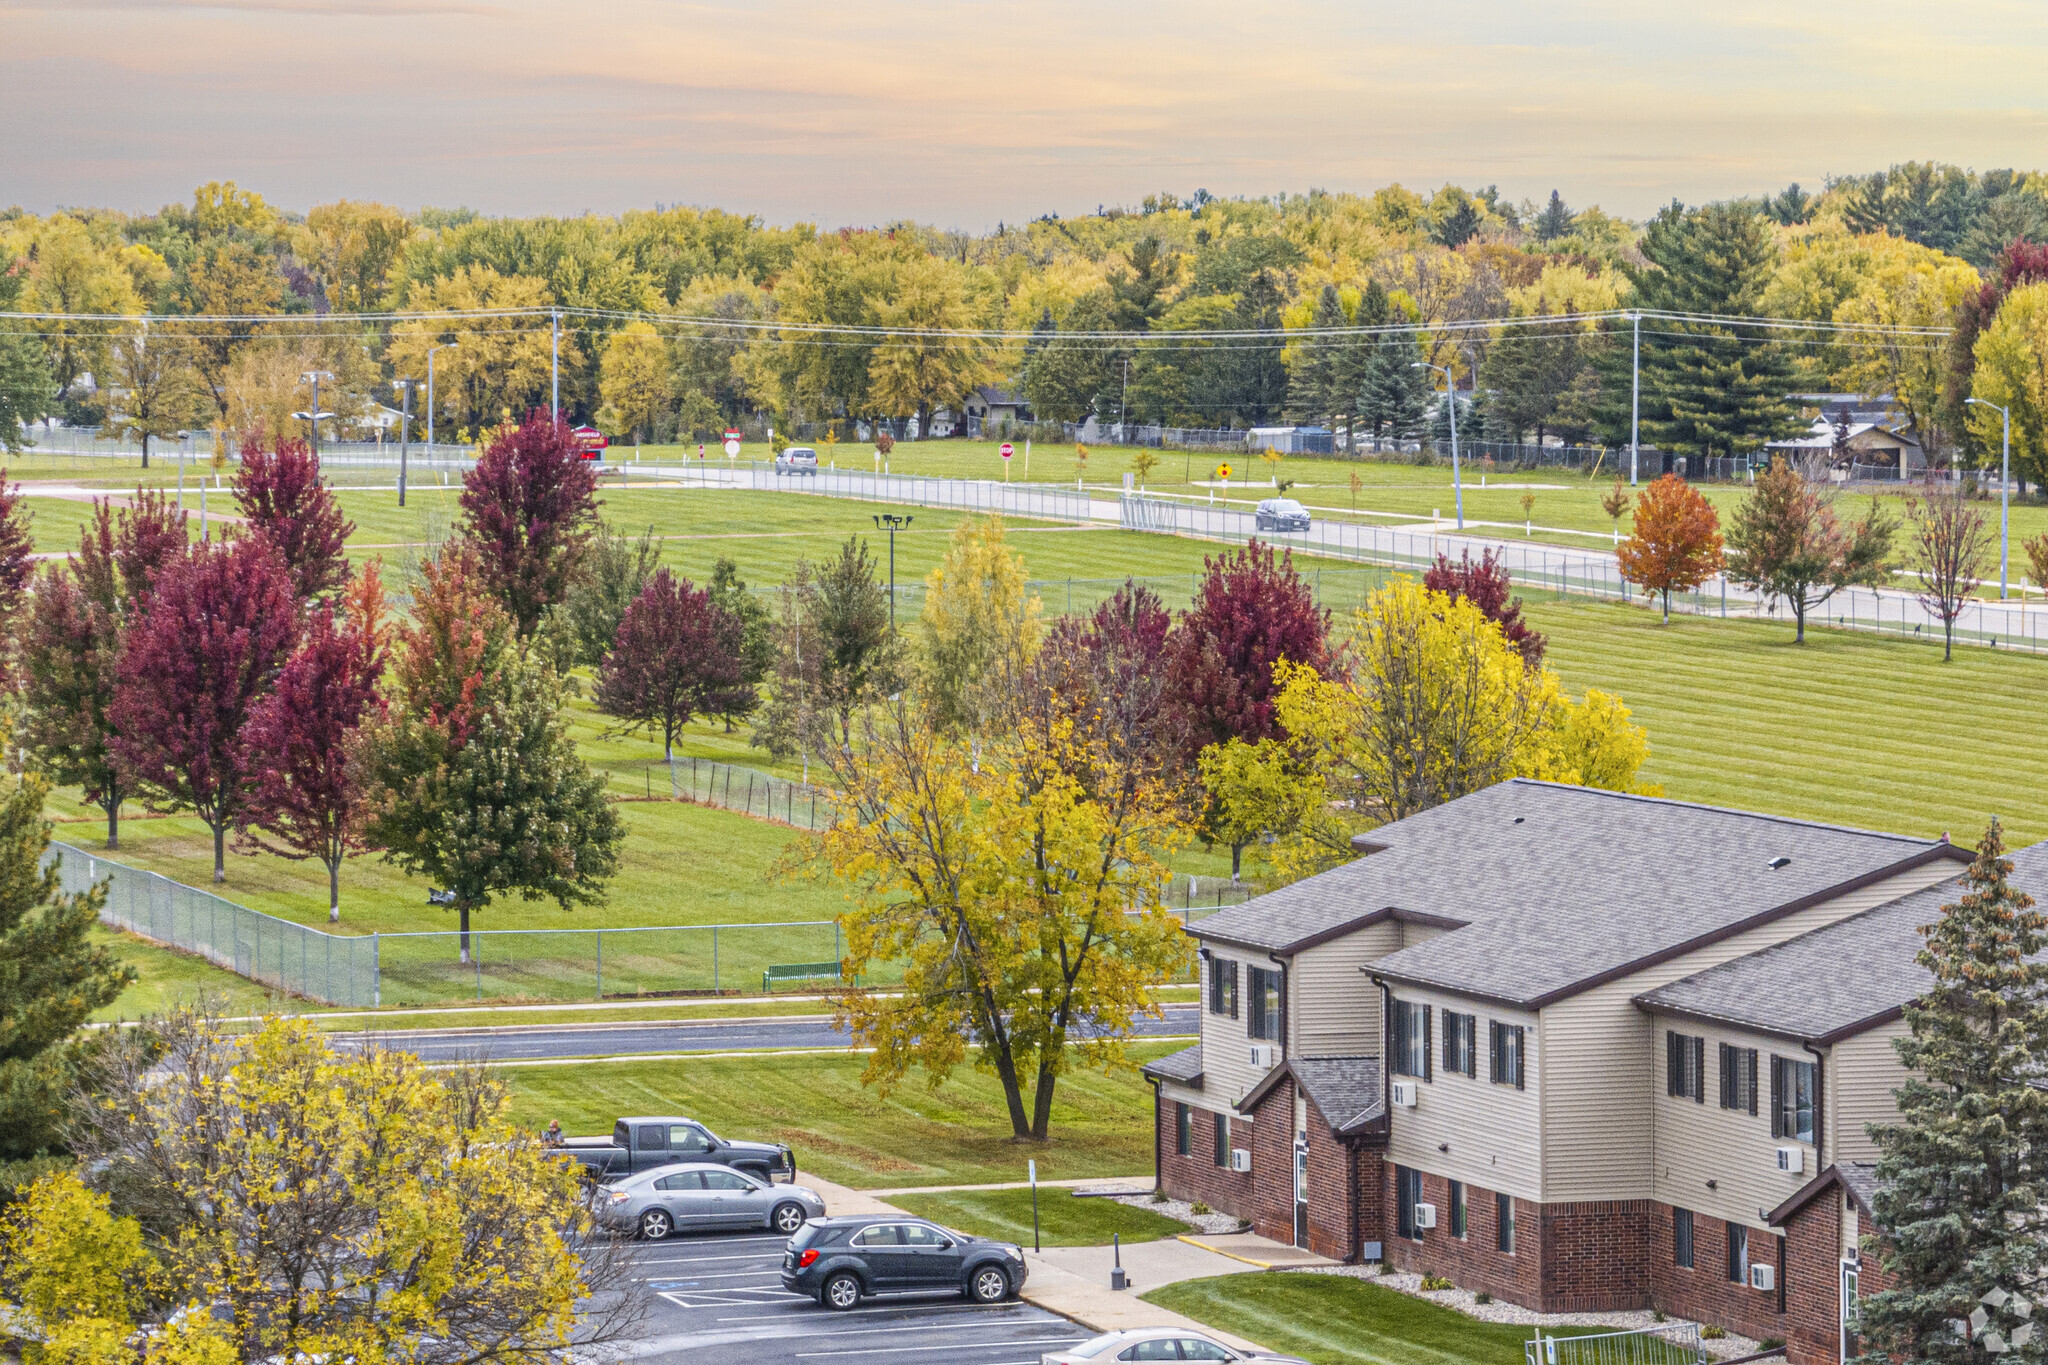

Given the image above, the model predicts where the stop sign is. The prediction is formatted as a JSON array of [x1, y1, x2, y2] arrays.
[[1000, 442, 1014, 459]]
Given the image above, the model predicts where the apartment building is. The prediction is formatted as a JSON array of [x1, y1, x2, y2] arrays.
[[1143, 779, 2008, 1364]]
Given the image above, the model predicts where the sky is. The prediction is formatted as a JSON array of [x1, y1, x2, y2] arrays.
[[5, 0, 2048, 229]]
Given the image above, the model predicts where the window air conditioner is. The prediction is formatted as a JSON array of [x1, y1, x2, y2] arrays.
[[1412, 1203, 1438, 1230], [1229, 1148, 1252, 1173], [1750, 1263, 1776, 1292], [1390, 1079, 1419, 1108], [1249, 1044, 1278, 1069], [1776, 1146, 1804, 1174]]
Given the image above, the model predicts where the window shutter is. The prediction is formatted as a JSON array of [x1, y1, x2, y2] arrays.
[[1514, 1027, 1525, 1090], [1423, 1005, 1434, 1081], [1692, 1036, 1706, 1104], [1667, 1032, 1681, 1097], [1229, 961, 1239, 1020], [1770, 1056, 1784, 1138], [1491, 1021, 1501, 1084], [1746, 1049, 1759, 1116]]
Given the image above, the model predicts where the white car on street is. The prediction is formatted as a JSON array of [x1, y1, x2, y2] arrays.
[[1042, 1327, 1311, 1363]]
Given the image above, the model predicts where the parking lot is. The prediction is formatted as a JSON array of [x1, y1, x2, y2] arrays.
[[623, 1229, 1090, 1365]]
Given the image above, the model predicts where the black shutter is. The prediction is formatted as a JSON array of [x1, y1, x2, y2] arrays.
[[1770, 1056, 1784, 1138], [1747, 1050, 1759, 1116], [1491, 1021, 1501, 1084], [1693, 1036, 1706, 1104], [1229, 961, 1239, 1020], [1667, 1032, 1681, 1097], [1514, 1028, 1526, 1090], [1423, 1005, 1434, 1081], [1718, 1043, 1732, 1108]]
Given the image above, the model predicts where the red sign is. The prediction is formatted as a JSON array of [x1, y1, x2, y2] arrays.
[[1000, 442, 1014, 459], [723, 429, 740, 442]]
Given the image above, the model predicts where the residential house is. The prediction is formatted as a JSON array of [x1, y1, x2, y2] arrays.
[[1765, 416, 1926, 478], [1145, 779, 1982, 1362]]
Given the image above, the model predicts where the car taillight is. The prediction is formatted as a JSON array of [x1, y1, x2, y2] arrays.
[[797, 1249, 819, 1268]]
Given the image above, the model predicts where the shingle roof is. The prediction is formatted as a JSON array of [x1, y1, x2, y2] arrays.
[[1141, 1043, 1204, 1089], [1190, 780, 1946, 1008], [1290, 1056, 1385, 1134], [1638, 842, 2048, 1041]]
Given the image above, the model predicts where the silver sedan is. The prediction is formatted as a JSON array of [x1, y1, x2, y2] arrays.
[[599, 1162, 827, 1240]]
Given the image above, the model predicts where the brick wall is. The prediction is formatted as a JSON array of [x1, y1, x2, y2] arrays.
[[1783, 1196, 1841, 1365], [1156, 1096, 1256, 1222], [1542, 1199, 1655, 1312], [1382, 1168, 1542, 1307], [1244, 1081, 1296, 1244], [1646, 1203, 1788, 1342]]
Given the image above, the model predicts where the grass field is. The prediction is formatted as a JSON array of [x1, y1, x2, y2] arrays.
[[497, 1042, 1172, 1188], [887, 1186, 1189, 1246], [1142, 1273, 1617, 1365]]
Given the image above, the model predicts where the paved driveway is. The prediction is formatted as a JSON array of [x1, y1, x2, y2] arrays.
[[622, 1229, 1090, 1365]]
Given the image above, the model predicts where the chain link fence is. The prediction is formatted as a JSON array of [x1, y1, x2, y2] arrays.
[[640, 460, 1098, 522]]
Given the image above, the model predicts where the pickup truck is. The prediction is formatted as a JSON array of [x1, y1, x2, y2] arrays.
[[557, 1116, 796, 1185]]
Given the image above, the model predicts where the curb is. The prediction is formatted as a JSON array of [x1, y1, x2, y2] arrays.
[[1175, 1234, 1283, 1269]]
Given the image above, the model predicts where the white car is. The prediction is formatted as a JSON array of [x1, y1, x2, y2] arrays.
[[1041, 1328, 1311, 1363], [598, 1162, 827, 1239]]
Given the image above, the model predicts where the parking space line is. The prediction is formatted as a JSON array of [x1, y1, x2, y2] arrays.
[[793, 1337, 1083, 1358], [635, 1270, 786, 1281], [710, 1303, 1012, 1322], [738, 1317, 1060, 1341], [631, 1252, 785, 1265]]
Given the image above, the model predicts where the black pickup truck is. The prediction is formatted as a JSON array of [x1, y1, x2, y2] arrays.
[[557, 1116, 796, 1184]]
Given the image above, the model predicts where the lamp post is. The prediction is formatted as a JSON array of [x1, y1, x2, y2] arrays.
[[391, 377, 419, 506], [1967, 396, 2013, 599], [1414, 361, 1463, 529], [872, 513, 913, 629], [298, 370, 335, 453], [427, 342, 459, 450]]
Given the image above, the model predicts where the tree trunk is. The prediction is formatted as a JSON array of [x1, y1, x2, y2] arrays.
[[328, 859, 340, 923], [985, 1031, 1034, 1140], [1662, 589, 1671, 624], [213, 819, 226, 883], [459, 900, 472, 965], [141, 433, 151, 469], [1794, 598, 1807, 644], [1945, 619, 1955, 662], [1231, 841, 1243, 880], [1028, 1057, 1060, 1141], [104, 798, 119, 851]]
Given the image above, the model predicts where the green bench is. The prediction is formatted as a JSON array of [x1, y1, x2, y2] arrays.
[[762, 961, 846, 991]]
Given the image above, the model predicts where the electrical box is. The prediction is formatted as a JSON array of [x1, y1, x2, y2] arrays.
[[1229, 1148, 1252, 1173], [1413, 1203, 1438, 1230], [1362, 1241, 1384, 1262], [1776, 1146, 1804, 1174], [1390, 1080, 1419, 1108], [1750, 1263, 1776, 1292]]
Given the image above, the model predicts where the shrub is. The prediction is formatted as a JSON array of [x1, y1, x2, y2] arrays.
[[1760, 1339, 1785, 1352], [1190, 1201, 1211, 1216], [1475, 1291, 1493, 1304], [1702, 1326, 1726, 1340], [1420, 1274, 1455, 1291], [1150, 1190, 1168, 1204], [1651, 1309, 1667, 1323]]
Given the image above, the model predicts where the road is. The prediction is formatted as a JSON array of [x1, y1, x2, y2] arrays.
[[339, 1002, 1199, 1064]]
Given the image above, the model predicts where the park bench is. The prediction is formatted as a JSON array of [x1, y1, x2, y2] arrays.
[[762, 961, 845, 991]]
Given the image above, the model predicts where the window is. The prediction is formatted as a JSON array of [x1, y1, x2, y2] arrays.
[[1490, 1021, 1525, 1089], [852, 1224, 901, 1247], [1247, 967, 1282, 1041], [1395, 1165, 1423, 1240], [1176, 1103, 1191, 1158], [1773, 1056, 1816, 1143], [1208, 958, 1239, 1018], [1178, 1343, 1233, 1362], [1443, 1011, 1477, 1077], [635, 1125, 667, 1150], [1496, 1193, 1516, 1253], [1120, 1344, 1180, 1362], [1449, 1180, 1467, 1239], [1213, 1111, 1230, 1167], [670, 1124, 715, 1152], [901, 1224, 949, 1247], [1720, 1044, 1758, 1114], [1391, 1000, 1432, 1079], [701, 1169, 753, 1191], [653, 1171, 702, 1192], [1674, 1208, 1695, 1268], [1727, 1222, 1749, 1283], [1666, 1032, 1705, 1102]]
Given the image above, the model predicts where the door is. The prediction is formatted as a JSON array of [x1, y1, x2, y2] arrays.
[[668, 1124, 717, 1161], [653, 1170, 714, 1226], [697, 1168, 758, 1227], [1293, 1136, 1309, 1248], [634, 1124, 668, 1173], [900, 1222, 963, 1288], [850, 1223, 915, 1289]]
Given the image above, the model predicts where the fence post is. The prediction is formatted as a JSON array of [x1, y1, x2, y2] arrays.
[[372, 932, 381, 1007], [596, 931, 603, 999], [713, 927, 720, 995]]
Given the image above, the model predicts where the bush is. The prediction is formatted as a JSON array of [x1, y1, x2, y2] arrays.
[[1651, 1308, 1666, 1323], [1420, 1274, 1455, 1291], [1190, 1201, 1211, 1216], [1150, 1190, 1168, 1204], [1760, 1339, 1785, 1351], [1475, 1291, 1492, 1304], [1702, 1326, 1726, 1340], [0, 1155, 72, 1210]]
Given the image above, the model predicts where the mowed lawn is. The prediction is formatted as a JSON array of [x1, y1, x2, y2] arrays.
[[498, 1043, 1173, 1189], [887, 1186, 1189, 1246]]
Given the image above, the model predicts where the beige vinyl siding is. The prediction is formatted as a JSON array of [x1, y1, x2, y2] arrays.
[[1202, 952, 1280, 1104], [1290, 921, 1402, 1058], [1157, 1078, 1206, 1111], [1402, 921, 1447, 949], [1386, 986, 1542, 1203], [1649, 1015, 1814, 1231], [1830, 1020, 1911, 1162], [1539, 862, 1954, 1203]]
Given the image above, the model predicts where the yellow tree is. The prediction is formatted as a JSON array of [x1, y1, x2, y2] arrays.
[[305, 199, 414, 311], [599, 320, 672, 441], [388, 265, 555, 433], [869, 254, 993, 438], [1835, 238, 1980, 448], [181, 239, 285, 419], [1970, 281, 2048, 489], [103, 329, 205, 467], [23, 216, 142, 403], [916, 514, 1041, 744]]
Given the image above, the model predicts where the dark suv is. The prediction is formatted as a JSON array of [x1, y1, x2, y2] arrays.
[[781, 1215, 1026, 1311]]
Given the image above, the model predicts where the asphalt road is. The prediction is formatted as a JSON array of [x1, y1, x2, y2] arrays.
[[618, 1230, 1087, 1365], [338, 1002, 1199, 1064]]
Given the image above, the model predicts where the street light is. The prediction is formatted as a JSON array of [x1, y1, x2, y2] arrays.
[[1413, 361, 1464, 529], [391, 377, 419, 506], [872, 513, 913, 628], [298, 370, 335, 453], [1967, 396, 2013, 599], [427, 342, 459, 449]]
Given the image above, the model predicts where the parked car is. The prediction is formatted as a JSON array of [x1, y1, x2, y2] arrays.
[[598, 1162, 826, 1239], [556, 1116, 795, 1184], [1041, 1328, 1312, 1363], [775, 446, 819, 476], [1253, 498, 1311, 532], [781, 1215, 1026, 1311]]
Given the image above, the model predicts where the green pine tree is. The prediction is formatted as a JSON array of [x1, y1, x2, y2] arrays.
[[0, 267, 54, 454], [1360, 326, 1430, 447], [1534, 190, 1574, 243], [1286, 285, 1346, 434], [1859, 819, 2048, 1364]]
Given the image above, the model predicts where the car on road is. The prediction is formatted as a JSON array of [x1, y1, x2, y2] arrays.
[[1253, 498, 1311, 532], [781, 1215, 1027, 1311], [557, 1116, 795, 1184], [599, 1162, 826, 1239], [774, 446, 819, 476], [1041, 1328, 1312, 1363]]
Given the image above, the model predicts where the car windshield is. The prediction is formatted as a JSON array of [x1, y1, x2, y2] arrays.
[[1275, 500, 1306, 514], [789, 1221, 824, 1248], [1066, 1334, 1128, 1359]]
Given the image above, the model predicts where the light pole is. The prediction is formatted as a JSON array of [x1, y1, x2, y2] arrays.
[[873, 513, 913, 629], [1414, 361, 1463, 529], [1967, 396, 2013, 599], [1629, 312, 1641, 486], [298, 370, 335, 453], [551, 309, 561, 421], [391, 377, 418, 506], [427, 342, 459, 449]]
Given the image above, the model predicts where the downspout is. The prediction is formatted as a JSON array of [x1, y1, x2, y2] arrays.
[[1796, 1041, 1826, 1318], [1149, 1076, 1164, 1196]]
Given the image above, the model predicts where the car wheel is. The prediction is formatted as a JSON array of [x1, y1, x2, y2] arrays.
[[968, 1265, 1011, 1304], [771, 1201, 808, 1235], [822, 1272, 862, 1311], [638, 1209, 673, 1240]]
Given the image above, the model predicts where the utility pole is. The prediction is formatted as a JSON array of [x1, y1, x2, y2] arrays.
[[428, 342, 458, 450], [872, 513, 913, 629], [1629, 312, 1641, 486], [1121, 356, 1130, 438], [551, 309, 561, 422], [1968, 397, 2012, 598], [294, 370, 336, 455], [392, 377, 417, 506]]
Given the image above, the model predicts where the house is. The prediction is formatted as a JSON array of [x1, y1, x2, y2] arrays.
[[1243, 426, 1333, 455], [1145, 780, 1981, 1362], [931, 385, 1032, 438], [1765, 417, 1926, 478]]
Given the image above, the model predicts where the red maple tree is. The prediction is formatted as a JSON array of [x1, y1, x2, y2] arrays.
[[234, 434, 355, 602], [1423, 548, 1547, 664], [458, 413, 602, 637], [111, 538, 300, 883], [593, 569, 749, 760], [1170, 541, 1332, 757], [241, 564, 390, 921], [1615, 473, 1726, 623]]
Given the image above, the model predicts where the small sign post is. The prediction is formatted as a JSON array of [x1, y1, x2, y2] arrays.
[[1029, 1158, 1040, 1252], [723, 428, 741, 460], [1000, 442, 1013, 482]]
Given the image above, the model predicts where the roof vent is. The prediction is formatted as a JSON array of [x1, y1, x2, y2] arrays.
[[1512, 817, 1525, 824], [1767, 856, 1792, 870]]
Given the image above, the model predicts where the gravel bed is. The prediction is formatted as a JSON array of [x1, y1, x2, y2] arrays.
[[1297, 1265, 1774, 1359], [1108, 1191, 1247, 1236]]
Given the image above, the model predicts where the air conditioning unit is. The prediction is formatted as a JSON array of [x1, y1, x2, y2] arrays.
[[1776, 1146, 1804, 1174], [1229, 1148, 1252, 1173], [1750, 1263, 1776, 1292], [1413, 1203, 1438, 1230], [1390, 1080, 1419, 1108], [1249, 1044, 1278, 1069]]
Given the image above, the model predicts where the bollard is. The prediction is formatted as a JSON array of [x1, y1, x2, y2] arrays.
[[1110, 1232, 1128, 1290]]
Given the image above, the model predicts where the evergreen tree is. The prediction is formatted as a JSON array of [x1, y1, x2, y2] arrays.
[[0, 265, 53, 455], [1286, 285, 1345, 433], [707, 556, 772, 731], [1860, 820, 2048, 1364], [1214, 270, 1289, 428], [563, 523, 659, 668], [1023, 296, 1114, 423], [1360, 327, 1430, 447], [1534, 190, 1573, 242]]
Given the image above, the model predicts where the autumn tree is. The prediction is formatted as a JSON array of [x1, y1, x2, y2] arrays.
[[1423, 547, 1546, 662], [233, 434, 355, 602], [563, 523, 659, 667], [916, 515, 1042, 747], [1969, 281, 2048, 490], [103, 330, 204, 468], [111, 537, 299, 883], [599, 320, 671, 442], [1726, 456, 1896, 643], [594, 569, 749, 761], [867, 254, 993, 438], [0, 263, 54, 451], [458, 412, 602, 637], [240, 566, 389, 922], [1614, 473, 1726, 623], [1907, 475, 1991, 661]]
